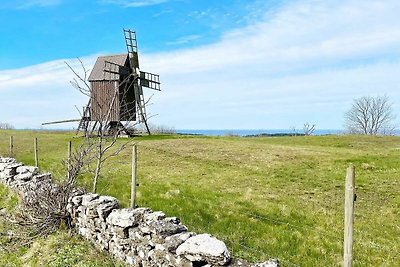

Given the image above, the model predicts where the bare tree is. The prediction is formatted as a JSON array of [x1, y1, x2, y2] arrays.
[[0, 122, 14, 130], [290, 126, 298, 136], [65, 59, 141, 193], [345, 95, 396, 135], [303, 122, 316, 136]]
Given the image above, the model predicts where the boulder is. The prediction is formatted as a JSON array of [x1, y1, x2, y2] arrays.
[[0, 158, 16, 164], [148, 219, 188, 237], [14, 172, 33, 181], [106, 208, 145, 228], [16, 166, 39, 175], [165, 232, 194, 252], [81, 193, 99, 206], [96, 198, 119, 221], [176, 234, 231, 265], [85, 195, 119, 219], [144, 211, 166, 222]]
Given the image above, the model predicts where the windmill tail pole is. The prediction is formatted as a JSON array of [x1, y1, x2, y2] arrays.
[[42, 119, 81, 125]]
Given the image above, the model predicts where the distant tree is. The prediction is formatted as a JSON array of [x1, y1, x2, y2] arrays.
[[344, 95, 396, 135], [303, 122, 316, 136], [290, 126, 298, 136], [0, 122, 14, 130]]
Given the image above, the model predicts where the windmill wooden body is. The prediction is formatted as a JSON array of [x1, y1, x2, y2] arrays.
[[81, 29, 160, 135]]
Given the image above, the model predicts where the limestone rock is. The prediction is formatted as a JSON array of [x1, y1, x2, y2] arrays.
[[16, 166, 39, 175], [0, 158, 16, 164], [0, 163, 8, 172], [144, 211, 165, 222], [106, 208, 142, 228], [70, 195, 83, 206], [32, 173, 52, 182], [14, 172, 33, 181], [81, 193, 99, 206], [97, 198, 119, 221], [85, 195, 119, 219], [176, 233, 231, 265], [165, 232, 194, 252], [3, 163, 22, 176], [148, 219, 188, 237]]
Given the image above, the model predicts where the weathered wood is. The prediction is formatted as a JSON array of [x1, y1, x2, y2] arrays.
[[344, 165, 356, 267], [41, 119, 81, 125], [67, 141, 72, 180], [9, 136, 13, 156], [131, 144, 137, 208], [91, 81, 120, 121], [34, 138, 38, 167]]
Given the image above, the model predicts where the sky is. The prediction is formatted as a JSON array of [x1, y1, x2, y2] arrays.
[[1, 0, 400, 130]]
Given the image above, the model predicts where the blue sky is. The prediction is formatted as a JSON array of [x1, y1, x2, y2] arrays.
[[1, 0, 400, 130]]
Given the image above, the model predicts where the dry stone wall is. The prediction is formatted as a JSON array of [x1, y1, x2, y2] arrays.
[[0, 157, 280, 267]]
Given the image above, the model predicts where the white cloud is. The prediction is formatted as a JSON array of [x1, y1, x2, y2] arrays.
[[0, 57, 96, 129], [100, 0, 169, 8], [166, 35, 202, 45], [2, 0, 400, 130], [0, 0, 62, 9], [140, 0, 400, 129]]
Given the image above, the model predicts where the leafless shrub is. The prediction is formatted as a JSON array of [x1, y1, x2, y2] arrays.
[[65, 59, 138, 193], [303, 122, 316, 136], [15, 183, 80, 236], [0, 179, 84, 247]]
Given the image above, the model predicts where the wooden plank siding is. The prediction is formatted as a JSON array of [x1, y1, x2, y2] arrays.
[[91, 81, 120, 121], [119, 80, 136, 121]]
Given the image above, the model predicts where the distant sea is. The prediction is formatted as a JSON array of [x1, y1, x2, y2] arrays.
[[176, 129, 344, 137]]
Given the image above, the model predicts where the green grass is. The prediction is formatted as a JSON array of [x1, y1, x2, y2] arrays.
[[1, 130, 399, 266]]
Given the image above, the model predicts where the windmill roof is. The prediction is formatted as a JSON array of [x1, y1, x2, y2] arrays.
[[88, 54, 129, 81]]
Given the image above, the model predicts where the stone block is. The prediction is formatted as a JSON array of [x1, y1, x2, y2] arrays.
[[70, 195, 83, 206], [81, 193, 99, 206], [106, 208, 148, 228], [109, 225, 129, 239], [165, 232, 194, 253], [144, 211, 165, 222], [32, 173, 52, 182], [16, 166, 39, 175], [148, 220, 188, 238], [176, 234, 231, 265], [14, 172, 33, 181]]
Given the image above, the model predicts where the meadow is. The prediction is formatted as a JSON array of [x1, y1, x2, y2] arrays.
[[0, 130, 399, 266]]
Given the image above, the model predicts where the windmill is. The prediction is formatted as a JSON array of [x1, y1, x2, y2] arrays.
[[43, 29, 160, 136]]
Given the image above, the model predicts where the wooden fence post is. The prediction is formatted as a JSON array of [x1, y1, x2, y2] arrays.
[[9, 136, 13, 156], [67, 141, 72, 179], [344, 165, 356, 267], [131, 144, 137, 208], [34, 137, 38, 167]]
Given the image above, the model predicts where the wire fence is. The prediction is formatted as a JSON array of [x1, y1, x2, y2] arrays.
[[174, 192, 394, 266]]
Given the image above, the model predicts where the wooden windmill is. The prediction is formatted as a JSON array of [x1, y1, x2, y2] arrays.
[[43, 29, 161, 136], [82, 29, 160, 135]]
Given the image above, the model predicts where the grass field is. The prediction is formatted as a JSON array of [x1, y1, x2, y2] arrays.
[[0, 130, 399, 266]]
